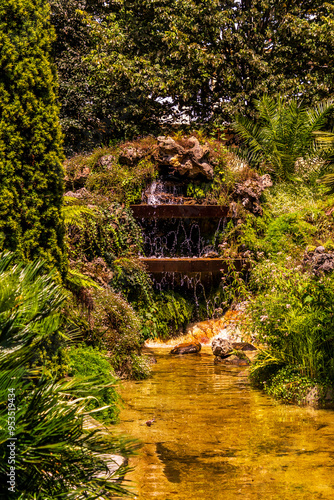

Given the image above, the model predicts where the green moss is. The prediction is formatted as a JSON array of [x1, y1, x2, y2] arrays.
[[252, 366, 333, 406]]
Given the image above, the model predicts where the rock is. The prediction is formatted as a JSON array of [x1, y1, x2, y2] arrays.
[[231, 342, 256, 351], [64, 187, 90, 199], [98, 154, 115, 169], [303, 385, 334, 408], [170, 341, 201, 354], [304, 386, 321, 407], [224, 355, 250, 366], [303, 248, 334, 276], [211, 338, 233, 358], [119, 147, 147, 166], [145, 417, 155, 426], [214, 355, 250, 366], [232, 173, 272, 215], [154, 136, 214, 180]]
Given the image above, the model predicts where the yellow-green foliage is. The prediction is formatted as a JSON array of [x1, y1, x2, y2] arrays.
[[0, 0, 65, 273]]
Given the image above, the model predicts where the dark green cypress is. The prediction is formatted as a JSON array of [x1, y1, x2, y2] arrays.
[[0, 0, 66, 273]]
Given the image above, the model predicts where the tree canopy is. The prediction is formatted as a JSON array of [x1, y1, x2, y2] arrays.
[[49, 0, 334, 152]]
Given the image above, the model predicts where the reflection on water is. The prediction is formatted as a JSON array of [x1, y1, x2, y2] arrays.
[[117, 347, 334, 499]]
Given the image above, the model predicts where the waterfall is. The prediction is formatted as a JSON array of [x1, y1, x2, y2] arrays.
[[143, 178, 186, 206], [134, 180, 236, 318]]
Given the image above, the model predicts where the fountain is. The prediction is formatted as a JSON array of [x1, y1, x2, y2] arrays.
[[129, 136, 249, 316], [131, 180, 248, 296]]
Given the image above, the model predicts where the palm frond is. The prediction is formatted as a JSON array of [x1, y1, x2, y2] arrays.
[[233, 96, 333, 180], [0, 254, 135, 498]]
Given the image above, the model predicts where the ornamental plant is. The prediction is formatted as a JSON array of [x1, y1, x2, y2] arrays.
[[0, 0, 66, 273], [233, 96, 333, 180]]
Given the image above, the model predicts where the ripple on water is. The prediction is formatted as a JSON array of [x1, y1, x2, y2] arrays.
[[116, 348, 334, 500]]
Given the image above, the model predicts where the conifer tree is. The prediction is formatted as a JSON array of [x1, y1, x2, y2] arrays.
[[0, 0, 66, 273]]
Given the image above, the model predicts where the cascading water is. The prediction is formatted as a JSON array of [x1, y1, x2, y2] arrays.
[[141, 218, 228, 258], [135, 178, 235, 318], [142, 179, 186, 205]]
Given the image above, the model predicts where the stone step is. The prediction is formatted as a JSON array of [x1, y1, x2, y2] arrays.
[[139, 257, 249, 273], [130, 204, 229, 219]]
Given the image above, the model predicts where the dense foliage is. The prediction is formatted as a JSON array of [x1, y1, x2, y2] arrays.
[[0, 254, 135, 498], [250, 263, 334, 381], [0, 0, 66, 272], [224, 180, 334, 400], [68, 344, 120, 423]]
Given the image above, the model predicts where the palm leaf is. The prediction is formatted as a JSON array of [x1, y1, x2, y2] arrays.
[[0, 254, 136, 498], [233, 96, 333, 180]]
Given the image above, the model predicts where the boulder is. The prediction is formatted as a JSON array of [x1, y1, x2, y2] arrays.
[[303, 247, 334, 276], [154, 136, 214, 181], [170, 341, 201, 354], [214, 354, 250, 366], [211, 338, 233, 358], [119, 147, 147, 166], [232, 174, 272, 215], [231, 342, 256, 352]]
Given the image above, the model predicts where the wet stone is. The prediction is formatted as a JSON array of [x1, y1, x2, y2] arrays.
[[211, 338, 233, 358], [231, 342, 257, 351], [214, 355, 250, 366], [170, 341, 202, 355]]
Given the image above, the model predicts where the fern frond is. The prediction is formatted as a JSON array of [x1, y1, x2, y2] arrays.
[[63, 198, 96, 228]]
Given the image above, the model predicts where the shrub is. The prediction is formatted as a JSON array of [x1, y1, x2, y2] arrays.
[[0, 0, 66, 273], [249, 265, 334, 382], [91, 288, 150, 379], [68, 345, 120, 423]]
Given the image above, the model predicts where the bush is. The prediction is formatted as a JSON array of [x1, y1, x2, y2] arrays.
[[68, 345, 120, 423], [0, 0, 66, 273], [249, 264, 334, 382], [91, 288, 150, 379]]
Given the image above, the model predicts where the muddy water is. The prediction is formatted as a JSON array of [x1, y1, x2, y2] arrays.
[[117, 347, 334, 500]]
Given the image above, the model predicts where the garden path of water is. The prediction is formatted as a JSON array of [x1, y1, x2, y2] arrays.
[[117, 346, 334, 500]]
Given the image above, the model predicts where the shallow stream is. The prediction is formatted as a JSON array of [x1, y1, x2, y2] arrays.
[[117, 346, 334, 499]]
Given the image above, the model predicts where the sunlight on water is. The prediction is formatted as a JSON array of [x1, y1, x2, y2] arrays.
[[117, 347, 334, 500]]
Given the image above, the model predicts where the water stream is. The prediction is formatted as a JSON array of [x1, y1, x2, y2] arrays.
[[117, 347, 334, 500]]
